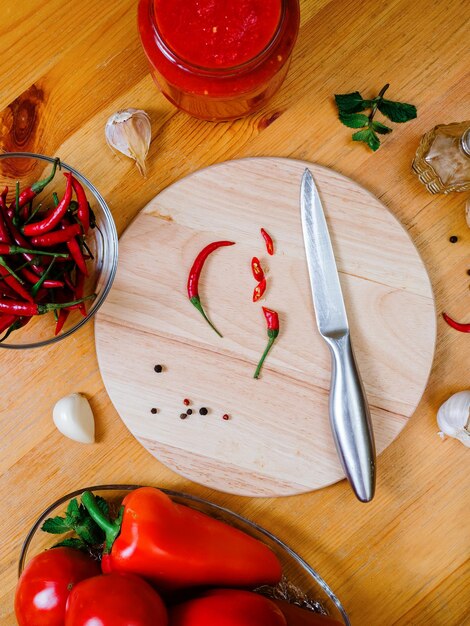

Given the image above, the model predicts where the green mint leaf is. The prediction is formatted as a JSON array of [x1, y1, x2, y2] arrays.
[[371, 120, 392, 134], [52, 538, 87, 550], [41, 516, 71, 534], [65, 498, 81, 526], [352, 128, 381, 151], [377, 99, 417, 123], [334, 91, 368, 113], [339, 112, 369, 128], [74, 513, 105, 546]]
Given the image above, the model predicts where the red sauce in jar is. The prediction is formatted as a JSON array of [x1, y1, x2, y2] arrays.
[[138, 0, 300, 120], [154, 0, 282, 69]]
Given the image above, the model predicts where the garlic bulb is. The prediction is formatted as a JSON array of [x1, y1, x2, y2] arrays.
[[105, 108, 151, 176], [437, 390, 470, 447], [53, 393, 95, 444]]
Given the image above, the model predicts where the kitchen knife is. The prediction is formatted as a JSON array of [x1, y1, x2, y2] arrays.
[[300, 168, 376, 502]]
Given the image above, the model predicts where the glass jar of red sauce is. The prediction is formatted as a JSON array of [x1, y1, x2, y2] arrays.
[[138, 0, 300, 121]]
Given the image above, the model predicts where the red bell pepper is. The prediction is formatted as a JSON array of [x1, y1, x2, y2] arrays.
[[81, 487, 282, 591], [65, 573, 168, 626], [169, 589, 287, 626], [272, 599, 344, 625]]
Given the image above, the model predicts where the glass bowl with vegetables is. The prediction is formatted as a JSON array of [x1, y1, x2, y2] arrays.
[[0, 152, 118, 348], [18, 485, 350, 625]]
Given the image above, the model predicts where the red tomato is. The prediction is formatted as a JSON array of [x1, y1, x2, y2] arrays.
[[169, 589, 286, 626], [65, 573, 168, 626], [15, 547, 100, 626]]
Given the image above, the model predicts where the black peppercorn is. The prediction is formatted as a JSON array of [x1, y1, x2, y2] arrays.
[[154, 364, 163, 373], [449, 235, 458, 243], [186, 409, 193, 415], [150, 408, 158, 414], [180, 413, 187, 419], [199, 407, 208, 415]]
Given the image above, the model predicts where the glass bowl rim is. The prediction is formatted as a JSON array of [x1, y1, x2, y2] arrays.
[[0, 151, 118, 350], [18, 484, 350, 625]]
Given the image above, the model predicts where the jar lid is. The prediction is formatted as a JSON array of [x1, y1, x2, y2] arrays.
[[461, 128, 470, 157]]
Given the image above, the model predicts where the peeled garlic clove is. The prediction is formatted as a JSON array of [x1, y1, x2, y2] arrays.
[[105, 108, 151, 176], [53, 393, 95, 444], [437, 390, 470, 447]]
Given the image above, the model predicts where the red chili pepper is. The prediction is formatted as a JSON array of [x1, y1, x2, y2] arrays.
[[71, 176, 90, 233], [169, 589, 287, 626], [187, 240, 235, 337], [0, 189, 11, 243], [30, 223, 81, 247], [253, 277, 267, 302], [81, 487, 281, 591], [62, 216, 88, 275], [21, 268, 64, 289], [442, 312, 470, 333], [54, 309, 70, 335], [0, 295, 95, 316], [23, 172, 73, 236], [0, 314, 17, 334], [254, 307, 280, 379], [0, 265, 33, 303], [261, 228, 274, 255], [9, 158, 59, 214], [0, 199, 44, 275], [251, 256, 265, 282], [74, 271, 87, 317]]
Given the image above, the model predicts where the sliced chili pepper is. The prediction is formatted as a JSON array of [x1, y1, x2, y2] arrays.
[[187, 240, 235, 337], [71, 176, 90, 233], [254, 307, 279, 379], [253, 277, 267, 302], [442, 312, 470, 333], [30, 224, 81, 247], [9, 158, 59, 214], [54, 309, 70, 335], [0, 294, 95, 316], [0, 315, 31, 343], [23, 172, 73, 236], [260, 228, 274, 255], [251, 256, 264, 282]]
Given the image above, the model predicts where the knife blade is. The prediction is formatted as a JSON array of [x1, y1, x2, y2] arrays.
[[300, 168, 376, 502]]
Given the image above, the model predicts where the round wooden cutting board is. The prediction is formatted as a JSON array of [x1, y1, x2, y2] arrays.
[[95, 158, 436, 497]]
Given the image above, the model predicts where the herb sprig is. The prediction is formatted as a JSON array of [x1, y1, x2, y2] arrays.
[[41, 496, 109, 550], [334, 84, 417, 151]]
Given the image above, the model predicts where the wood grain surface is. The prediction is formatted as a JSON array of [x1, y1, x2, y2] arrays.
[[95, 157, 436, 496], [0, 0, 469, 624]]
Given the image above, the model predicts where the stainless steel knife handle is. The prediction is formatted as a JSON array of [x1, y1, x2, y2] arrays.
[[325, 332, 376, 502]]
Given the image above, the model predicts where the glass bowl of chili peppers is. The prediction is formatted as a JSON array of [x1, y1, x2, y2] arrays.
[[18, 485, 351, 625], [0, 152, 118, 348]]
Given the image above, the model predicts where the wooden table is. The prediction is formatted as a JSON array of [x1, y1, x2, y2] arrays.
[[1, 1, 469, 624]]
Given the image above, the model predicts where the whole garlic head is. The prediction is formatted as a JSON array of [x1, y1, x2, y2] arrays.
[[105, 108, 151, 176], [53, 393, 95, 444], [437, 390, 470, 447]]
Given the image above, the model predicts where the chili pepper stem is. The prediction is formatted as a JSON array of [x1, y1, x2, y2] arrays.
[[81, 491, 123, 553], [190, 296, 223, 338], [31, 157, 60, 193], [0, 257, 25, 284], [254, 335, 276, 379]]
